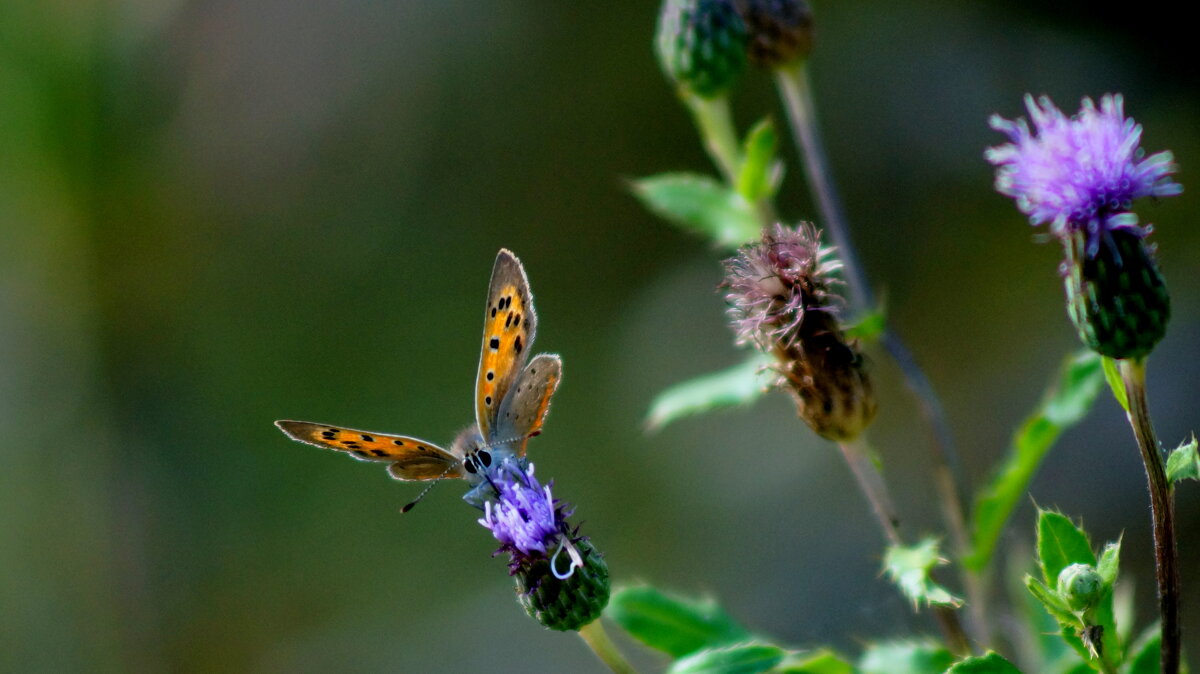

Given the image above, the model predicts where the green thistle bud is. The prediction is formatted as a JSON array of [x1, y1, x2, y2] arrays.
[[1057, 563, 1104, 614], [1063, 228, 1170, 361], [655, 0, 748, 98], [736, 0, 814, 68], [516, 538, 611, 632]]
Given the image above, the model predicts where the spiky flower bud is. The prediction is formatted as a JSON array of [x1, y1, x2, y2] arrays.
[[737, 0, 813, 68], [1057, 563, 1104, 614], [1064, 228, 1170, 360], [516, 538, 610, 632], [656, 0, 748, 98], [987, 94, 1181, 360], [478, 462, 610, 631], [723, 223, 876, 441]]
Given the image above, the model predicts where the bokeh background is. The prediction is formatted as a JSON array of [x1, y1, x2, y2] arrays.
[[2, 1, 1198, 671]]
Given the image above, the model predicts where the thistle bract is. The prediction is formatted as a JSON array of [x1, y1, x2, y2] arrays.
[[987, 94, 1180, 359], [516, 537, 610, 632], [724, 224, 875, 440], [737, 0, 813, 68], [656, 0, 748, 98]]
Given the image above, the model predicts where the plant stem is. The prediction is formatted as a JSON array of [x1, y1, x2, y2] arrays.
[[682, 91, 777, 226], [838, 438, 971, 656], [1118, 359, 1180, 674], [578, 619, 639, 674], [684, 92, 742, 186], [775, 62, 984, 639]]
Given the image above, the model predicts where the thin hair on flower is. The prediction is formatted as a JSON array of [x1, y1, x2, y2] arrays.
[[986, 94, 1182, 256], [723, 223, 844, 350]]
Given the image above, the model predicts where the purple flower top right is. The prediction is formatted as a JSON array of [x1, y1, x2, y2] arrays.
[[986, 94, 1182, 256]]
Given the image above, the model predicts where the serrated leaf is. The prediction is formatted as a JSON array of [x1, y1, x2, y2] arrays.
[[859, 641, 955, 674], [1101, 356, 1129, 413], [607, 586, 751, 658], [1123, 623, 1160, 674], [667, 643, 786, 674], [736, 118, 781, 202], [883, 539, 963, 609], [646, 354, 774, 431], [631, 173, 761, 249], [777, 649, 858, 674], [1096, 537, 1121, 588], [1037, 511, 1096, 584], [1025, 575, 1082, 628], [943, 652, 1024, 673], [966, 351, 1104, 571], [1165, 434, 1199, 483]]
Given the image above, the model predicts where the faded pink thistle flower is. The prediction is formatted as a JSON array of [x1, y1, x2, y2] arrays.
[[723, 222, 843, 350], [723, 224, 874, 441]]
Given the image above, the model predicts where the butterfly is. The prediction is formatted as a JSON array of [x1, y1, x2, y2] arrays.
[[276, 249, 561, 509]]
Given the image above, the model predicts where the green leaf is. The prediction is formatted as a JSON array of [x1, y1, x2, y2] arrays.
[[843, 307, 886, 343], [607, 586, 751, 658], [883, 539, 963, 609], [1037, 510, 1096, 584], [1101, 356, 1129, 413], [1165, 434, 1199, 483], [646, 354, 774, 431], [777, 649, 858, 674], [965, 351, 1104, 571], [859, 641, 955, 674], [736, 118, 781, 202], [1122, 623, 1160, 674], [1095, 537, 1121, 588], [631, 173, 761, 249], [667, 643, 786, 674], [943, 652, 1024, 673], [1025, 575, 1083, 629]]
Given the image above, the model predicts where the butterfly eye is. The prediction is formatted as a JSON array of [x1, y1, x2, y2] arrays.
[[478, 449, 492, 468], [464, 457, 478, 474]]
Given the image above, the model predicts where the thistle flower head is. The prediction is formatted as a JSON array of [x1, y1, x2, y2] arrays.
[[478, 462, 571, 568], [656, 0, 748, 98], [737, 0, 814, 68], [986, 94, 1182, 254], [723, 224, 874, 440], [478, 461, 610, 631], [723, 222, 843, 350]]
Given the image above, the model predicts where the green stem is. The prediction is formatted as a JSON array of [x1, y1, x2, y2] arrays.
[[682, 91, 776, 226], [578, 619, 638, 674], [775, 62, 984, 642], [838, 438, 971, 656], [1118, 359, 1181, 674]]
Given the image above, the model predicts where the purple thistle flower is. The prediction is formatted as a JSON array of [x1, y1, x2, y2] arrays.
[[986, 94, 1182, 255], [723, 222, 843, 350], [478, 463, 573, 571]]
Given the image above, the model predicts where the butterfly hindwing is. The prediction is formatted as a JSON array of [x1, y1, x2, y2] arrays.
[[475, 249, 537, 439], [494, 354, 561, 456], [275, 420, 464, 481]]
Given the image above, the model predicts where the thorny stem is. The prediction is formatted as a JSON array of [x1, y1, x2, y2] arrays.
[[775, 62, 985, 640], [578, 619, 638, 674], [1119, 359, 1181, 674], [838, 438, 971, 656]]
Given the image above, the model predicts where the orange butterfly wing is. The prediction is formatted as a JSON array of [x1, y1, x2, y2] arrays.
[[275, 420, 464, 481], [475, 249, 537, 440], [495, 353, 561, 456]]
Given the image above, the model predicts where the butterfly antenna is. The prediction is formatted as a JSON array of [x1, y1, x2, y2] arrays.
[[401, 463, 456, 513]]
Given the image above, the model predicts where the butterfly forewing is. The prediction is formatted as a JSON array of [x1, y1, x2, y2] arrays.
[[275, 420, 464, 481], [495, 354, 561, 456], [475, 249, 537, 440]]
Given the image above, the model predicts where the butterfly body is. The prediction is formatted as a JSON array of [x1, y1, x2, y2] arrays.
[[276, 249, 560, 507]]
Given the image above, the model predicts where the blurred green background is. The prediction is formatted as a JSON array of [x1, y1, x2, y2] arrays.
[[2, 1, 1198, 671]]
